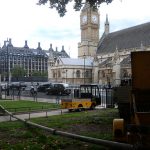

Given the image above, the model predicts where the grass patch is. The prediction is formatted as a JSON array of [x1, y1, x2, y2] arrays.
[[0, 100, 60, 112], [0, 108, 119, 149]]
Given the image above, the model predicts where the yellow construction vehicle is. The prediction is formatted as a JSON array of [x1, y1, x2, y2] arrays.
[[113, 51, 150, 149], [61, 84, 101, 111]]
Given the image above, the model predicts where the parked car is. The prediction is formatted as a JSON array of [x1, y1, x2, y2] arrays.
[[46, 83, 71, 95], [9, 82, 27, 90], [37, 83, 52, 92], [0, 83, 7, 91]]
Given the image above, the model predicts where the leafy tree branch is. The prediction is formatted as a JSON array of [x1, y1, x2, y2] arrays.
[[37, 0, 113, 16]]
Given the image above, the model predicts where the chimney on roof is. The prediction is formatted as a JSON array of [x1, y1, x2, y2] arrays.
[[3, 41, 6, 47], [37, 42, 42, 50], [24, 40, 29, 48], [61, 45, 65, 52], [56, 47, 58, 52], [49, 44, 53, 51], [50, 44, 52, 48], [8, 38, 13, 47]]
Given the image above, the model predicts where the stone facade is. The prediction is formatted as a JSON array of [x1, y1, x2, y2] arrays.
[[0, 39, 48, 82], [78, 3, 100, 58], [48, 57, 94, 85], [96, 22, 150, 86], [0, 39, 70, 82], [48, 3, 150, 86]]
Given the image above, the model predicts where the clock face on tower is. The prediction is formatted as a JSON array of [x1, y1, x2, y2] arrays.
[[91, 15, 98, 24], [82, 15, 87, 24]]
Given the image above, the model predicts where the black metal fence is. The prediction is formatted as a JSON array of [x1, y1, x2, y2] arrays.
[[100, 88, 114, 108], [11, 77, 48, 82], [0, 84, 115, 108]]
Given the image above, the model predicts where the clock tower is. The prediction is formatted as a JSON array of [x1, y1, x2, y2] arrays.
[[78, 3, 100, 58]]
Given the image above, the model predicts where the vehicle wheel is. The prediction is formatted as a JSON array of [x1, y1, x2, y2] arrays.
[[59, 91, 62, 95], [68, 109, 73, 112], [77, 104, 83, 112], [90, 104, 95, 110]]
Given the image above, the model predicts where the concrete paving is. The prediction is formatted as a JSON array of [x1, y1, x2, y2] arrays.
[[1, 94, 57, 103], [0, 94, 67, 123], [0, 95, 105, 123], [0, 109, 68, 122]]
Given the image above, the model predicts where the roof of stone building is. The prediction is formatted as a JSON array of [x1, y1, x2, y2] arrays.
[[97, 22, 150, 54], [0, 45, 48, 58], [120, 55, 131, 67], [44, 45, 70, 58], [99, 57, 112, 68], [0, 40, 69, 58], [60, 57, 93, 66]]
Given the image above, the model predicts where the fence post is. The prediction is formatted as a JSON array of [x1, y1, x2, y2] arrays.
[[29, 112, 30, 120], [10, 115, 11, 121], [46, 110, 48, 118]]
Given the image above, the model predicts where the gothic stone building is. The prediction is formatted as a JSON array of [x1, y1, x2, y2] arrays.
[[95, 22, 150, 86], [47, 3, 150, 86]]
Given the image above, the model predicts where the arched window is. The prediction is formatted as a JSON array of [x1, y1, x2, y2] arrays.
[[58, 70, 61, 77], [98, 70, 101, 78], [57, 59, 59, 64], [76, 70, 80, 78], [53, 71, 55, 78], [85, 70, 91, 78]]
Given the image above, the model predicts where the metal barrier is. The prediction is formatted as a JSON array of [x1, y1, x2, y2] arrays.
[[0, 105, 134, 150], [99, 87, 114, 108]]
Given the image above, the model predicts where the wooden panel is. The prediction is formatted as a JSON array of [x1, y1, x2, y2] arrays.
[[131, 51, 150, 90]]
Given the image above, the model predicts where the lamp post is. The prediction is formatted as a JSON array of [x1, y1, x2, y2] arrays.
[[66, 69, 68, 83], [83, 53, 86, 84], [6, 39, 10, 96]]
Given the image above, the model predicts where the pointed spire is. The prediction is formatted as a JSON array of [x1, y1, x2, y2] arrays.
[[140, 41, 145, 51], [105, 14, 109, 25], [113, 45, 120, 63], [105, 14, 109, 35]]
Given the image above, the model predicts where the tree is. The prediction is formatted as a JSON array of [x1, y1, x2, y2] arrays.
[[37, 0, 113, 17], [32, 71, 48, 77], [11, 66, 26, 80]]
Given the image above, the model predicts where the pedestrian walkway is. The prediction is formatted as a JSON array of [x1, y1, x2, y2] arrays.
[[2, 94, 57, 103], [0, 109, 68, 123], [0, 95, 65, 123]]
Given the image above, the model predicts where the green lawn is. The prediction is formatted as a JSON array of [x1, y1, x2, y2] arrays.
[[0, 100, 60, 112], [0, 108, 119, 150]]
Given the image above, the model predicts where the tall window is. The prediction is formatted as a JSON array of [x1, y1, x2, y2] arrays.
[[85, 70, 91, 78], [53, 71, 55, 78], [76, 70, 80, 78], [58, 70, 61, 77]]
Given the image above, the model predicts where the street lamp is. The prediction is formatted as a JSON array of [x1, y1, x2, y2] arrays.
[[66, 69, 68, 83], [6, 39, 10, 96], [83, 53, 86, 84]]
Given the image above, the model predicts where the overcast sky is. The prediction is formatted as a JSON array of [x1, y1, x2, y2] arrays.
[[0, 0, 149, 58]]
